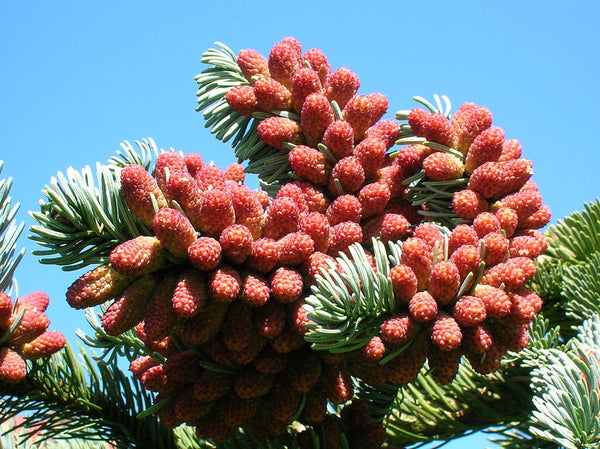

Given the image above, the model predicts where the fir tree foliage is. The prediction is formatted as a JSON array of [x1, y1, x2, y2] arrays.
[[303, 239, 397, 353], [195, 42, 251, 145], [0, 343, 180, 449], [383, 201, 600, 449], [528, 315, 600, 449], [0, 161, 25, 293], [532, 199, 600, 330], [383, 359, 532, 447], [491, 201, 600, 449], [14, 140, 600, 448], [543, 201, 600, 263], [0, 416, 112, 449], [395, 96, 469, 228], [2, 32, 599, 446], [562, 252, 600, 322], [76, 306, 159, 365], [28, 139, 158, 272]]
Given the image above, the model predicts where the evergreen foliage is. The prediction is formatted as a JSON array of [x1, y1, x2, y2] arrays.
[[0, 161, 24, 293], [1, 36, 600, 448], [5, 145, 598, 448], [28, 139, 157, 271]]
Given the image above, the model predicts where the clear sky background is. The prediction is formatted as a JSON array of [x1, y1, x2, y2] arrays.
[[1, 1, 599, 447]]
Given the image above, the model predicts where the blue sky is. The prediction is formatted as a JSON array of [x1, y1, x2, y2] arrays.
[[1, 1, 599, 447]]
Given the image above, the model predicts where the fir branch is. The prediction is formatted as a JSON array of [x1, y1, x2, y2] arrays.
[[384, 361, 533, 447], [490, 428, 560, 449], [512, 315, 564, 369], [42, 440, 113, 449], [353, 379, 400, 424], [413, 94, 452, 118], [561, 252, 600, 322], [384, 309, 576, 447], [0, 343, 179, 449], [529, 258, 563, 301], [402, 175, 468, 228], [430, 227, 600, 449], [0, 161, 25, 292], [107, 138, 159, 171], [194, 42, 251, 146], [529, 258, 577, 339], [528, 315, 600, 449], [28, 142, 153, 271], [303, 239, 397, 353], [0, 417, 112, 449], [543, 198, 600, 263], [492, 316, 600, 449], [76, 306, 158, 365], [530, 200, 600, 336]]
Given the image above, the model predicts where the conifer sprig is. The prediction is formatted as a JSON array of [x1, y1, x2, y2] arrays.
[[528, 315, 600, 449], [532, 199, 600, 332], [16, 35, 600, 449], [543, 199, 600, 262], [384, 360, 532, 447], [562, 252, 600, 322], [0, 161, 25, 292], [303, 239, 397, 353], [194, 42, 252, 146], [0, 343, 180, 448], [395, 94, 453, 141], [0, 417, 113, 449], [395, 95, 471, 227], [491, 202, 600, 448], [108, 138, 159, 171], [76, 307, 158, 365], [28, 141, 157, 271]]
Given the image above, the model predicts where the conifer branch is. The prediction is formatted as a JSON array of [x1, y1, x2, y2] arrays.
[[489, 428, 560, 449], [561, 252, 600, 322], [0, 417, 112, 449], [384, 361, 532, 447], [28, 140, 159, 271], [195, 42, 294, 196], [108, 138, 159, 171], [486, 202, 600, 448], [382, 312, 568, 447], [303, 239, 397, 353], [0, 161, 25, 292], [16, 39, 600, 449], [76, 306, 157, 365], [0, 343, 182, 449], [531, 199, 600, 335], [543, 199, 600, 263], [528, 315, 600, 449], [495, 316, 600, 449], [194, 42, 253, 147], [511, 316, 564, 368]]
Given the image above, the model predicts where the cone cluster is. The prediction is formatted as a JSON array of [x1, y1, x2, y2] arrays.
[[65, 149, 391, 443], [226, 37, 402, 196], [322, 220, 545, 386], [62, 37, 552, 446], [0, 291, 65, 384], [400, 103, 551, 230], [323, 102, 551, 385]]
